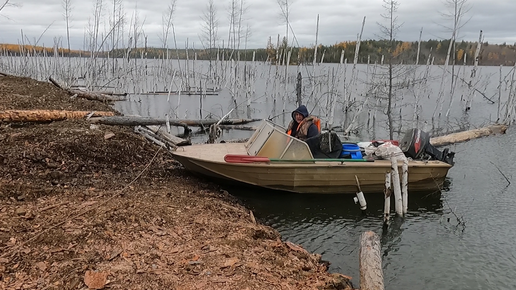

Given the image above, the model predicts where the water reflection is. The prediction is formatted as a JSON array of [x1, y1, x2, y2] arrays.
[[227, 185, 445, 276], [228, 185, 445, 222]]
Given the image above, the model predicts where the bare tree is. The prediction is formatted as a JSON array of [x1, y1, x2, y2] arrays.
[[62, 0, 72, 52], [276, 0, 291, 46], [199, 0, 218, 52], [62, 0, 73, 85], [441, 0, 471, 121], [236, 0, 248, 53], [432, 0, 471, 128], [108, 0, 124, 75], [110, 0, 123, 52], [200, 0, 219, 82], [227, 0, 237, 51], [227, 0, 248, 54], [0, 0, 18, 14], [160, 0, 177, 50], [377, 0, 403, 139]]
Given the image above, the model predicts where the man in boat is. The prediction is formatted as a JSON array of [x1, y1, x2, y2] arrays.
[[286, 105, 321, 141]]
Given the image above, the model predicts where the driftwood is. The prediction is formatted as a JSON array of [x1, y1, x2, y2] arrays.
[[359, 231, 384, 290], [49, 77, 125, 102], [220, 138, 249, 143], [140, 91, 219, 96], [218, 125, 258, 131], [140, 88, 221, 96], [134, 126, 190, 149], [89, 116, 261, 127], [68, 89, 126, 102], [134, 126, 174, 149], [146, 125, 190, 146], [430, 124, 508, 147], [69, 87, 127, 97], [0, 109, 115, 122]]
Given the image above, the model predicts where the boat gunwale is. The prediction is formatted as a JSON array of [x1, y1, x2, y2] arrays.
[[172, 151, 452, 169]]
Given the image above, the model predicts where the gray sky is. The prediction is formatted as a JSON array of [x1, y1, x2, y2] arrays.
[[0, 0, 514, 50]]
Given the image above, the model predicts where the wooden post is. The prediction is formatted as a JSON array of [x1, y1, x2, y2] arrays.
[[402, 158, 409, 214], [390, 156, 403, 216], [384, 172, 391, 224], [359, 231, 384, 290]]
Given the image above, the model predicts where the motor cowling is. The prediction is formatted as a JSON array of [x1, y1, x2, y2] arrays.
[[399, 128, 455, 165]]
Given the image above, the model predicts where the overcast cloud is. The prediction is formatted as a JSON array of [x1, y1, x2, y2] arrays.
[[0, 0, 514, 50]]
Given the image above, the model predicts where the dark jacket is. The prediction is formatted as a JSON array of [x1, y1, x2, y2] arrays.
[[286, 105, 320, 141]]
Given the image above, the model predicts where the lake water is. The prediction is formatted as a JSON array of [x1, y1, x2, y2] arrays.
[[230, 126, 516, 289], [112, 61, 515, 289], [3, 57, 515, 289]]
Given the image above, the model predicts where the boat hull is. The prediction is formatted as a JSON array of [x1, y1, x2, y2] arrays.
[[172, 143, 451, 194]]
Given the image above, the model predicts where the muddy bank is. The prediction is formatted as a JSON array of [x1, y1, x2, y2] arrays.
[[0, 74, 354, 289]]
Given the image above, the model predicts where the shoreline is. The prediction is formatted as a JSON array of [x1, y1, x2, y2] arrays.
[[0, 74, 354, 289]]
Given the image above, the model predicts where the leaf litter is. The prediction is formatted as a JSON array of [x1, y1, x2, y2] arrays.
[[0, 74, 354, 289]]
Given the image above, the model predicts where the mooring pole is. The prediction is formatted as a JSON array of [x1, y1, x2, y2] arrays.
[[384, 172, 391, 225], [390, 156, 403, 216]]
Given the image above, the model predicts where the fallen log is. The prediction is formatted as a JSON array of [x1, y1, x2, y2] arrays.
[[89, 116, 261, 127], [89, 116, 190, 132], [140, 91, 219, 96], [0, 110, 115, 122], [134, 126, 176, 150], [218, 125, 258, 131], [430, 124, 508, 147], [68, 89, 126, 102], [48, 77, 125, 102], [220, 138, 250, 143], [359, 231, 384, 290], [69, 87, 128, 97], [146, 125, 191, 146]]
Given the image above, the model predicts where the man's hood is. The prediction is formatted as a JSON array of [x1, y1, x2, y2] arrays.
[[292, 105, 309, 120]]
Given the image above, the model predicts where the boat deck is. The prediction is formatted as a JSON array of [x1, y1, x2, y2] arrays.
[[172, 142, 451, 169]]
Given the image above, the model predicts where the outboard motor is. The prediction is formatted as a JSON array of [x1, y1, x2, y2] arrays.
[[399, 128, 455, 165]]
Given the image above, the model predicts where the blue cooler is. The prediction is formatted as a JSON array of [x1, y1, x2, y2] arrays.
[[341, 143, 363, 159]]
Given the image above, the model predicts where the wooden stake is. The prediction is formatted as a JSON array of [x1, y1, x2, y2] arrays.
[[402, 158, 409, 214], [390, 156, 403, 216], [384, 172, 391, 224]]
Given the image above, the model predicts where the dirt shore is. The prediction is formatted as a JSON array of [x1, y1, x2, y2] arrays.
[[0, 74, 354, 290]]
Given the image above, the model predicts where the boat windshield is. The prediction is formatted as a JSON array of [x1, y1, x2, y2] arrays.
[[245, 120, 313, 160]]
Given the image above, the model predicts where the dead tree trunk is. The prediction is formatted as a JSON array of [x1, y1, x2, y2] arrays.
[[0, 110, 115, 122], [49, 77, 125, 102], [359, 231, 384, 290], [430, 124, 508, 146]]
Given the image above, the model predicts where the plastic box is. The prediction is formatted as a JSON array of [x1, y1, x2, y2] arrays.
[[341, 143, 363, 159]]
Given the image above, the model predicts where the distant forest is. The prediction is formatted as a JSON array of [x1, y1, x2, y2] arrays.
[[1, 39, 515, 66]]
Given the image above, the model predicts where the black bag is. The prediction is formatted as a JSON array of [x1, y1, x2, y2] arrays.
[[305, 132, 342, 159]]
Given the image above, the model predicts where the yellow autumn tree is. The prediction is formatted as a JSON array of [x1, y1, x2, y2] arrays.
[[265, 37, 276, 64], [392, 42, 411, 57], [457, 49, 465, 62], [487, 52, 499, 61]]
